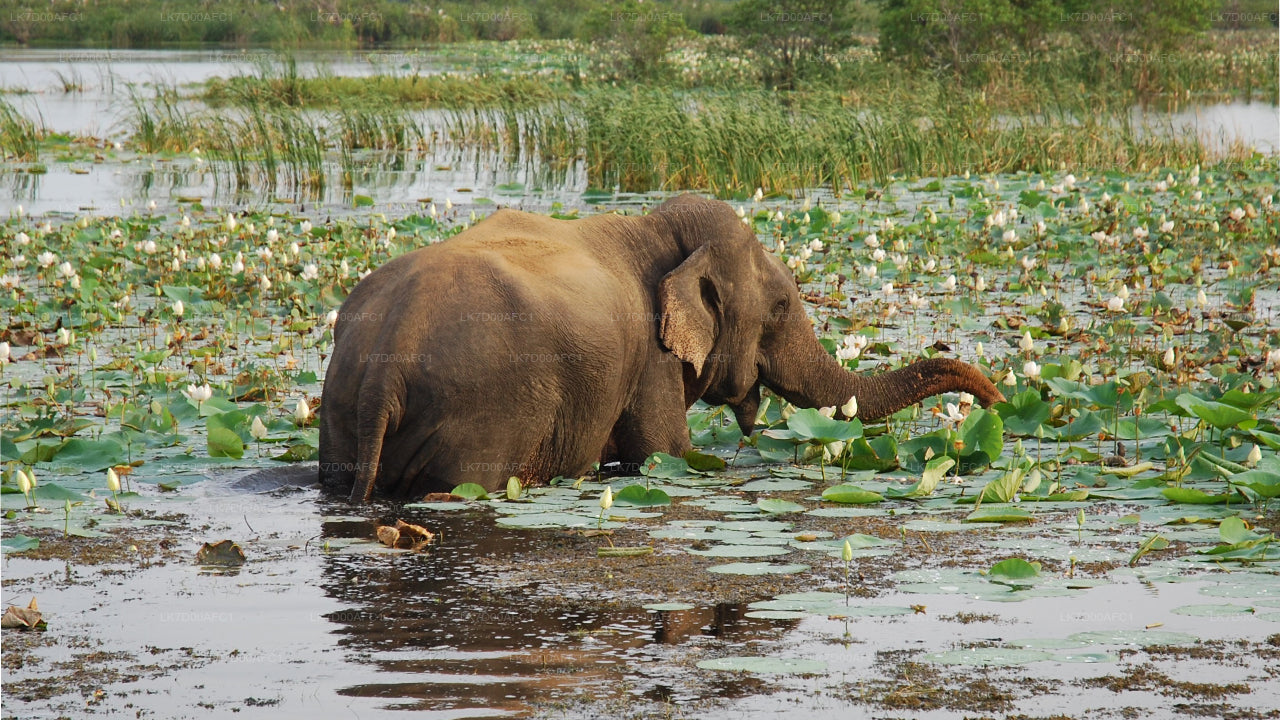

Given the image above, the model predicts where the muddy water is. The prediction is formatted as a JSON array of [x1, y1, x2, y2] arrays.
[[3, 469, 1278, 719]]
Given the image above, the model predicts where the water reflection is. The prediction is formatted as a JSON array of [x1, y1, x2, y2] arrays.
[[315, 507, 780, 717]]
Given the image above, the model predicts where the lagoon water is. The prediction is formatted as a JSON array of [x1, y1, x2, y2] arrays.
[[2, 48, 1277, 216]]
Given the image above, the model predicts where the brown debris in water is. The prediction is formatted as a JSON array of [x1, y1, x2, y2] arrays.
[[376, 520, 435, 551]]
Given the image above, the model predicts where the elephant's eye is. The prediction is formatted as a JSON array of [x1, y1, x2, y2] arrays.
[[771, 299, 788, 320]]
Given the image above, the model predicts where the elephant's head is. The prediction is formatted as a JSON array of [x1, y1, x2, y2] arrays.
[[656, 196, 1004, 436]]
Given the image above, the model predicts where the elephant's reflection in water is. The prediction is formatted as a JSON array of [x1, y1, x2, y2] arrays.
[[314, 511, 782, 713]]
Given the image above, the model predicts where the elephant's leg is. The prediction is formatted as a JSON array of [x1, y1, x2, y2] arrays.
[[605, 358, 692, 474]]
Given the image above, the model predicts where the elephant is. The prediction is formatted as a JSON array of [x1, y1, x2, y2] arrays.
[[320, 195, 1004, 502]]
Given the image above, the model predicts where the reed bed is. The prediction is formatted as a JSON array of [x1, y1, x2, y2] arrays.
[[0, 100, 43, 161]]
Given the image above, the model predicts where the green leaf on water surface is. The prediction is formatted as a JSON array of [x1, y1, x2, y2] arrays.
[[641, 452, 696, 478], [1069, 630, 1198, 646], [842, 434, 899, 472], [987, 558, 1041, 579], [964, 506, 1033, 523], [706, 562, 809, 576], [1162, 487, 1230, 504], [353, 194, 374, 207], [779, 409, 863, 444], [682, 450, 726, 471], [886, 456, 953, 498], [993, 389, 1052, 436], [643, 602, 696, 612], [1227, 468, 1280, 498], [160, 284, 205, 305], [451, 483, 490, 500], [923, 648, 1053, 666], [271, 444, 318, 462], [958, 408, 1004, 467], [1219, 517, 1265, 545], [597, 546, 653, 558], [756, 498, 805, 514], [697, 656, 826, 674], [207, 427, 244, 459], [687, 544, 791, 558], [1171, 604, 1256, 617], [1, 535, 40, 553], [1128, 534, 1170, 567], [613, 485, 672, 507], [976, 468, 1022, 504], [1176, 393, 1256, 430], [51, 437, 127, 471], [821, 485, 884, 504]]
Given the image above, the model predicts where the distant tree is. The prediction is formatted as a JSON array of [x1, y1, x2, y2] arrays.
[[581, 0, 692, 81], [728, 0, 868, 88]]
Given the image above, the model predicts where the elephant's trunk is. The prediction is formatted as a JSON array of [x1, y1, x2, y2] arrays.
[[763, 335, 1005, 421]]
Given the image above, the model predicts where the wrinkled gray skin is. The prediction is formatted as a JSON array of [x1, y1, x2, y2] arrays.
[[320, 195, 1004, 502]]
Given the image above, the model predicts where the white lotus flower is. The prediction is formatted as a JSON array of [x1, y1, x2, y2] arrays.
[[0, 341, 9, 364], [908, 292, 926, 309], [1230, 207, 1245, 221], [1019, 331, 1035, 353], [250, 416, 269, 440], [1020, 256, 1037, 271], [864, 233, 879, 248], [325, 309, 339, 328], [299, 264, 319, 281], [882, 282, 895, 298], [1265, 348, 1280, 369], [17, 469, 32, 495], [1063, 174, 1076, 188], [1162, 347, 1175, 369], [830, 211, 841, 224], [975, 342, 984, 357], [106, 468, 120, 493], [1160, 220, 1174, 233], [15, 232, 29, 245], [172, 300, 184, 317], [861, 264, 876, 279], [808, 239, 823, 253], [226, 214, 237, 231], [818, 406, 837, 418], [257, 247, 272, 262], [841, 395, 858, 418], [56, 327, 73, 345], [599, 485, 613, 511], [37, 251, 57, 268], [923, 258, 936, 273], [259, 276, 272, 291], [1106, 296, 1124, 312], [1117, 285, 1129, 301], [1002, 229, 1017, 243], [183, 383, 213, 404], [1196, 289, 1208, 308], [1023, 360, 1042, 381], [180, 215, 190, 228], [974, 276, 986, 293], [1245, 444, 1262, 467], [940, 274, 956, 292], [871, 248, 886, 263], [753, 188, 763, 202], [294, 398, 311, 425], [300, 220, 312, 234]]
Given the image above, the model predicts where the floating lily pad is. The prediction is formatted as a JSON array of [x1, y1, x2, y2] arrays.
[[0, 535, 40, 553], [1051, 651, 1117, 663], [643, 602, 696, 612], [1006, 637, 1093, 650], [1069, 630, 1198, 646], [1171, 604, 1256, 617], [706, 562, 810, 575], [740, 478, 812, 492], [923, 648, 1052, 666], [1199, 581, 1280, 599], [756, 498, 805, 514], [697, 656, 827, 674], [687, 544, 791, 558], [745, 610, 809, 620]]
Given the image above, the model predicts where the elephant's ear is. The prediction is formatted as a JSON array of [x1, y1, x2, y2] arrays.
[[659, 245, 717, 374]]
